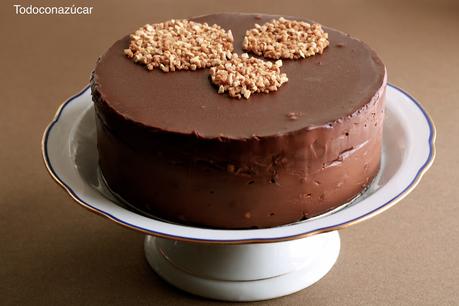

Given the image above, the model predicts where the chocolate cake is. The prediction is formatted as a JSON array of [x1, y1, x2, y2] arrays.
[[91, 13, 386, 229]]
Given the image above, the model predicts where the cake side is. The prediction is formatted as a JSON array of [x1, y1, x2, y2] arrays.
[[94, 84, 385, 228]]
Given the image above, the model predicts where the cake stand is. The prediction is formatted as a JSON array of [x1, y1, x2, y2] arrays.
[[42, 84, 435, 301]]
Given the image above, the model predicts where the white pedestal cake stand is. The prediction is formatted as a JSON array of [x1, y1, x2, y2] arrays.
[[42, 84, 435, 301]]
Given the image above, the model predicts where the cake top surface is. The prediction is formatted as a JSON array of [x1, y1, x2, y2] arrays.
[[93, 13, 386, 139]]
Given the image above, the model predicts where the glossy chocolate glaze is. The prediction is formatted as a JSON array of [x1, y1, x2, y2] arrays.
[[92, 13, 387, 228]]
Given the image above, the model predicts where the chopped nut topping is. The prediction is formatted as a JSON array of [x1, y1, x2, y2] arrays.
[[243, 17, 329, 60], [286, 111, 304, 121], [124, 19, 234, 72], [287, 112, 298, 120], [209, 53, 288, 99]]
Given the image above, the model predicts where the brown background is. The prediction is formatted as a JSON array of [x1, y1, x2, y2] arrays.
[[1, 0, 458, 305]]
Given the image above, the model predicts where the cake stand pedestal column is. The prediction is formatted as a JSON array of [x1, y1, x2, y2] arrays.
[[144, 230, 340, 301]]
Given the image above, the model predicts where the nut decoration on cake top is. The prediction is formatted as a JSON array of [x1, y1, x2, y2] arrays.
[[242, 17, 329, 59], [123, 16, 329, 99], [123, 19, 234, 72], [209, 53, 288, 99]]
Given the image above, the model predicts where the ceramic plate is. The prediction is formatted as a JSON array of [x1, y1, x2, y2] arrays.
[[42, 84, 435, 244]]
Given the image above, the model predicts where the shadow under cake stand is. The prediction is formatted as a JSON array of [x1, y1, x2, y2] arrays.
[[42, 84, 435, 301]]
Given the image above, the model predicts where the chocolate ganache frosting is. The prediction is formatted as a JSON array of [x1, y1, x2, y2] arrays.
[[91, 13, 387, 229]]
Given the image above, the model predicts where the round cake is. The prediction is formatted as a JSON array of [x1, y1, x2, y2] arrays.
[[91, 13, 386, 229]]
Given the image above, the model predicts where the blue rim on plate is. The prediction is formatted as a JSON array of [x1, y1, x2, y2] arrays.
[[42, 84, 436, 244]]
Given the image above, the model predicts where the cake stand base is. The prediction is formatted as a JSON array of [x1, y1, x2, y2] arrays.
[[144, 231, 340, 301]]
